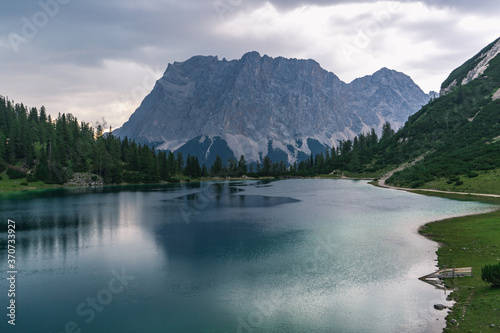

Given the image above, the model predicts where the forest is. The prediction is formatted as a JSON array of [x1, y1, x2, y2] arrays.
[[0, 95, 400, 185]]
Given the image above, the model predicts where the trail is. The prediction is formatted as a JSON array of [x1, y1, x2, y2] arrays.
[[377, 152, 500, 198], [377, 152, 429, 187]]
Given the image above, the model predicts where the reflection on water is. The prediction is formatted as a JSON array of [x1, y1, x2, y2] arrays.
[[0, 180, 495, 333]]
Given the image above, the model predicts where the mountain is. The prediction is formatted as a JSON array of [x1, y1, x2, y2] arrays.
[[383, 37, 500, 188], [114, 52, 431, 166], [440, 37, 500, 95]]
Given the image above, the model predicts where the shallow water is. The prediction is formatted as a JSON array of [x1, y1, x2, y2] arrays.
[[0, 179, 494, 332]]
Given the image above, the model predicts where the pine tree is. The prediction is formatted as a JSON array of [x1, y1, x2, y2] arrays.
[[201, 164, 208, 177], [35, 148, 50, 181], [381, 121, 395, 141], [211, 155, 223, 176], [263, 156, 272, 176], [238, 155, 247, 175], [176, 152, 184, 173], [167, 151, 177, 175]]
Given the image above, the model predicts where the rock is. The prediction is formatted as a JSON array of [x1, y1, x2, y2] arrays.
[[450, 319, 457, 324], [491, 324, 496, 328], [434, 304, 447, 310], [66, 173, 104, 186]]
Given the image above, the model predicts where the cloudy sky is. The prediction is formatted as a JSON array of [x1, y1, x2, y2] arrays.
[[0, 0, 499, 129]]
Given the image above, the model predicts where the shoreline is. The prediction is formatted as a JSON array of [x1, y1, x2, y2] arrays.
[[417, 207, 500, 331], [374, 178, 500, 332]]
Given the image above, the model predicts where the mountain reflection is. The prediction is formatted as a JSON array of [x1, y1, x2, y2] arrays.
[[0, 181, 300, 265]]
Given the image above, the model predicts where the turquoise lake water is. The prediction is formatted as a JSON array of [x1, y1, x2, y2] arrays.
[[0, 179, 494, 332]]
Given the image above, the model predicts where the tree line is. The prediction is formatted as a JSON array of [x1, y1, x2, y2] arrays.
[[0, 95, 399, 185], [0, 96, 198, 184]]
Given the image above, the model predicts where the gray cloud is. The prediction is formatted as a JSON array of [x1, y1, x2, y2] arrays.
[[0, 0, 498, 127], [260, 0, 500, 12]]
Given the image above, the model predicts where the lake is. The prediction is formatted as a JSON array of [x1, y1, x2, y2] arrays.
[[0, 179, 494, 332]]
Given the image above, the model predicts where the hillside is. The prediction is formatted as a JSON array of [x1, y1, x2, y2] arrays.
[[440, 37, 500, 95], [383, 38, 500, 189]]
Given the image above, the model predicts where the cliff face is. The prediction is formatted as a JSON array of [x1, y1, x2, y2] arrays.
[[114, 52, 430, 165], [440, 37, 500, 96]]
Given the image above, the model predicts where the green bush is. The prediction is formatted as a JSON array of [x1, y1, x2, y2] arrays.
[[410, 180, 425, 188], [481, 263, 500, 287], [7, 167, 26, 179], [26, 174, 37, 182], [449, 176, 460, 182], [455, 180, 464, 186], [0, 164, 6, 173], [122, 171, 142, 184], [20, 181, 29, 186], [467, 171, 479, 178]]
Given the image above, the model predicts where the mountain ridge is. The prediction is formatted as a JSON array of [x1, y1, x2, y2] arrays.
[[114, 51, 431, 165]]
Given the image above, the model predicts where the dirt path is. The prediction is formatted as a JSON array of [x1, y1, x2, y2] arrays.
[[377, 152, 500, 198], [408, 188, 500, 198], [377, 152, 429, 187]]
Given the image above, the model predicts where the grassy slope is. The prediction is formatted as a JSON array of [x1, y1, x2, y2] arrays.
[[420, 193, 500, 332], [405, 156, 500, 331], [420, 169, 500, 195], [0, 171, 57, 192]]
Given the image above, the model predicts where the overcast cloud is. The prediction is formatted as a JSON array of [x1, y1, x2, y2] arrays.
[[0, 0, 498, 128]]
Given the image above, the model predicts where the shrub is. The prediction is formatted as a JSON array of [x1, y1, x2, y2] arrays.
[[455, 180, 464, 186], [122, 171, 141, 184], [467, 171, 479, 178], [26, 174, 37, 182], [7, 167, 26, 179], [410, 180, 425, 188], [481, 263, 500, 287], [0, 164, 6, 173], [20, 181, 29, 186], [448, 176, 460, 182]]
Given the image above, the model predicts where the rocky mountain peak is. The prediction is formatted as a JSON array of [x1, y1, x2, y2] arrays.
[[114, 52, 430, 166]]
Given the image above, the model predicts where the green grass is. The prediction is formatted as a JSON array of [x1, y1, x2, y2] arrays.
[[420, 207, 500, 332], [420, 169, 500, 195], [0, 171, 58, 192]]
